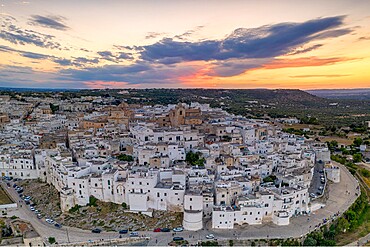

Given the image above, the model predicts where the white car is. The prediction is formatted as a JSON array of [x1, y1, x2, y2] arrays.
[[310, 193, 317, 198], [173, 227, 184, 232], [206, 234, 215, 239], [45, 218, 54, 224], [30, 206, 35, 211]]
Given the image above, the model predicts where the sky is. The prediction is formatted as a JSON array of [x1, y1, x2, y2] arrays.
[[1, 0, 370, 89]]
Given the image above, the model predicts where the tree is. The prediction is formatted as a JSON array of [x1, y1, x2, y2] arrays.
[[186, 151, 205, 166], [335, 217, 350, 233], [88, 196, 98, 207], [303, 237, 317, 246], [48, 237, 56, 244], [353, 138, 363, 147], [117, 154, 134, 162], [353, 153, 362, 163]]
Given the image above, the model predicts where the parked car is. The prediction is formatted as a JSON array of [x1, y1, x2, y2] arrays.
[[310, 193, 317, 198], [25, 200, 30, 205], [153, 228, 161, 232], [161, 228, 171, 232], [37, 214, 42, 219], [12, 184, 17, 188], [173, 237, 184, 241], [129, 232, 138, 237], [45, 218, 54, 224], [91, 228, 101, 233], [119, 229, 128, 234], [54, 223, 62, 228], [173, 227, 184, 232], [30, 206, 35, 211], [206, 234, 215, 239]]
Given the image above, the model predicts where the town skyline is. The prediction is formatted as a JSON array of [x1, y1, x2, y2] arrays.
[[1, 0, 370, 89]]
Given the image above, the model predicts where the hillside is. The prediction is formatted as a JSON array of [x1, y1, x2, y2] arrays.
[[307, 88, 370, 100]]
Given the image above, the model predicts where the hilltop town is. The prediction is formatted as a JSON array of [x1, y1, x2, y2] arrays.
[[0, 92, 363, 246]]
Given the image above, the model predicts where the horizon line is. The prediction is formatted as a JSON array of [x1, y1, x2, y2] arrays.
[[0, 86, 369, 91]]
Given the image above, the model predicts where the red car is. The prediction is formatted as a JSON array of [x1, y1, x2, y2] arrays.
[[153, 228, 161, 232]]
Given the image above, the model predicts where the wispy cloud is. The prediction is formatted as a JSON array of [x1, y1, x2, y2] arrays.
[[263, 57, 353, 69], [290, 74, 351, 78], [145, 32, 167, 40], [28, 15, 69, 31]]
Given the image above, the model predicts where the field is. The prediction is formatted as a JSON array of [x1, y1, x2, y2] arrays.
[[0, 186, 13, 204]]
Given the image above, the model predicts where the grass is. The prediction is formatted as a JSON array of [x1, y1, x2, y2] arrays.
[[335, 186, 370, 245], [0, 186, 13, 205]]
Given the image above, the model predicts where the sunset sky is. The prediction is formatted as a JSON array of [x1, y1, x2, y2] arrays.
[[1, 0, 370, 89]]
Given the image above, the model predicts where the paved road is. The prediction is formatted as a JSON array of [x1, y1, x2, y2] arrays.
[[1, 162, 360, 246]]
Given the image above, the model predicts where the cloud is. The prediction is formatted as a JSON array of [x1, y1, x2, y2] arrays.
[[28, 15, 69, 31], [58, 62, 199, 86], [209, 58, 272, 77], [358, 36, 370, 41], [140, 16, 350, 66], [290, 74, 351, 78], [0, 44, 51, 59], [262, 57, 352, 69], [173, 25, 204, 40], [97, 50, 133, 62], [287, 44, 323, 55], [0, 18, 63, 49], [0, 44, 98, 67], [145, 32, 167, 39]]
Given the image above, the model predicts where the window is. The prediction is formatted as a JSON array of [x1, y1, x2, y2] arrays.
[[190, 198, 193, 201]]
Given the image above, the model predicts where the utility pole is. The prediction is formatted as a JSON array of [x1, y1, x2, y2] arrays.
[[66, 228, 70, 243]]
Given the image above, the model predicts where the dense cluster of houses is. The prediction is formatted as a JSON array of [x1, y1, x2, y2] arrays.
[[0, 94, 335, 230]]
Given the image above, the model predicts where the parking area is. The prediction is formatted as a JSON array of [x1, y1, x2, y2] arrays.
[[308, 162, 326, 199]]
